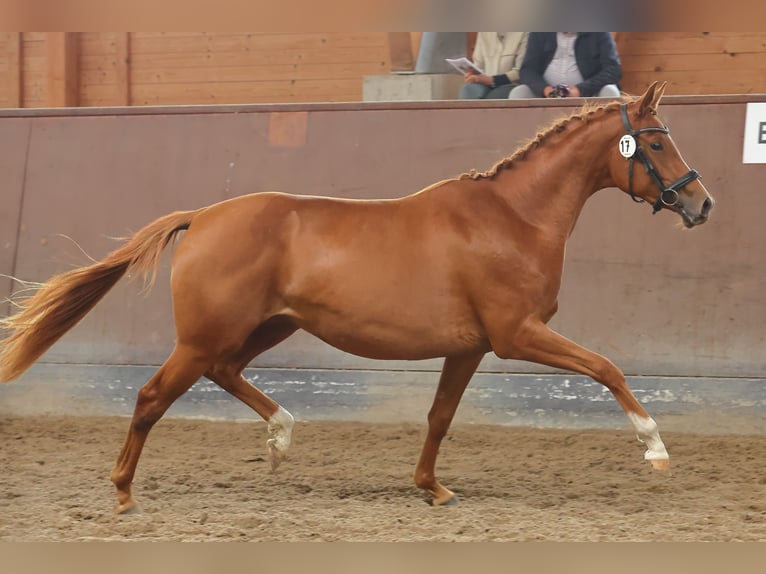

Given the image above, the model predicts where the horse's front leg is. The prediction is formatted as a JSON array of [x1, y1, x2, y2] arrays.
[[494, 319, 670, 471], [414, 352, 485, 506]]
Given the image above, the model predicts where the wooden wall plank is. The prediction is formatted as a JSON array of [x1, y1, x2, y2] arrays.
[[22, 34, 45, 108], [130, 78, 363, 105], [617, 32, 766, 95], [387, 33, 414, 72], [46, 32, 80, 107], [72, 32, 391, 106], [127, 62, 387, 84], [80, 32, 119, 54], [621, 52, 766, 73], [115, 32, 131, 105], [21, 36, 46, 58], [77, 32, 130, 106], [618, 32, 766, 56], [130, 32, 386, 54], [128, 46, 388, 68], [6, 32, 22, 107], [622, 70, 765, 95]]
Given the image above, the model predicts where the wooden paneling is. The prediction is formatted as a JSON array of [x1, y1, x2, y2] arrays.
[[131, 78, 365, 105], [115, 33, 131, 106], [127, 49, 388, 71], [129, 32, 387, 54], [126, 32, 388, 105], [387, 33, 414, 72], [3, 33, 22, 108], [125, 61, 386, 84], [618, 32, 766, 55], [21, 33, 45, 108], [78, 32, 131, 107], [617, 32, 766, 95], [3, 32, 766, 107], [46, 32, 79, 107]]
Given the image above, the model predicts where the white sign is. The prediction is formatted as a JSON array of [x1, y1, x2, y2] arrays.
[[619, 135, 636, 158], [742, 102, 766, 164]]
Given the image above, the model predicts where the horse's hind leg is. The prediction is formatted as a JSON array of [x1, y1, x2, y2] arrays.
[[414, 352, 484, 506], [110, 344, 210, 514], [205, 317, 299, 470]]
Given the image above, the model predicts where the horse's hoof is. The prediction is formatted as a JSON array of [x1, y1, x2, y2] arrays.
[[650, 459, 671, 473], [115, 500, 141, 515], [431, 493, 459, 507], [437, 495, 459, 507]]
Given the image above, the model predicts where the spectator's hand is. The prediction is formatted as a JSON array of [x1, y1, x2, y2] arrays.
[[465, 74, 493, 86], [545, 84, 580, 98]]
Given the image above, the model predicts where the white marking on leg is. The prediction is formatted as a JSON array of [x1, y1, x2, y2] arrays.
[[627, 412, 669, 461], [267, 406, 294, 453]]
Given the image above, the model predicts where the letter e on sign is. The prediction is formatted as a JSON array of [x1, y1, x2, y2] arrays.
[[743, 102, 766, 163]]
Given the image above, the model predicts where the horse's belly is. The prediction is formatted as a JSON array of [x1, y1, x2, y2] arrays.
[[291, 308, 487, 361]]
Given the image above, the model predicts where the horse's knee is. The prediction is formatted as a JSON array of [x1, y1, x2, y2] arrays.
[[591, 356, 625, 389]]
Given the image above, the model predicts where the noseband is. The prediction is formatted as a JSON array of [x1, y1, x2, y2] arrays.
[[619, 103, 701, 214]]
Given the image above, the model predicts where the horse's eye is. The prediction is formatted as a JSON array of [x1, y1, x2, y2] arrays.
[[650, 142, 663, 151]]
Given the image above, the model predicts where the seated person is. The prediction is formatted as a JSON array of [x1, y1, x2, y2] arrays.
[[459, 32, 528, 100], [508, 32, 621, 99]]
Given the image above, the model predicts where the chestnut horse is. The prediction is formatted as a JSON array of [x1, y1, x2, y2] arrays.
[[0, 82, 713, 512]]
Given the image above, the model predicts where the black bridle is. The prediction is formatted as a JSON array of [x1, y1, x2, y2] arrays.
[[620, 103, 701, 214]]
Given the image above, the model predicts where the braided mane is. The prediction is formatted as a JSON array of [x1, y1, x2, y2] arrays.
[[459, 96, 635, 181]]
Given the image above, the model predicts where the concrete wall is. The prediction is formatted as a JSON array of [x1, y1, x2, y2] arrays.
[[1, 96, 765, 378]]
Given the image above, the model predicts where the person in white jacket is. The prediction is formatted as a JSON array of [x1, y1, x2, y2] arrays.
[[459, 32, 528, 99]]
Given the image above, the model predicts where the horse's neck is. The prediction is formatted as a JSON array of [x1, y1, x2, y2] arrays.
[[496, 116, 617, 239]]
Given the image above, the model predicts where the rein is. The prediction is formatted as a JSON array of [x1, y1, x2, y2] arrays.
[[619, 103, 701, 214]]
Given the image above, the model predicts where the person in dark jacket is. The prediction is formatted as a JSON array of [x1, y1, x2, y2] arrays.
[[508, 32, 622, 99]]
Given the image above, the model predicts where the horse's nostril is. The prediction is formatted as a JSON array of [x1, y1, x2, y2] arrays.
[[701, 197, 713, 217]]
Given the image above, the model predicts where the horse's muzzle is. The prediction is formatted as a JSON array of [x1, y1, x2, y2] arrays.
[[680, 195, 714, 228]]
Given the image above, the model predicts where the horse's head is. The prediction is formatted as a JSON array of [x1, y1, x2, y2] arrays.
[[609, 81, 714, 228]]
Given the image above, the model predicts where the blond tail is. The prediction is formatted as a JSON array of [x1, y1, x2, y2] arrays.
[[0, 208, 203, 382]]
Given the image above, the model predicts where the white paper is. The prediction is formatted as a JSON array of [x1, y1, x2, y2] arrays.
[[445, 57, 483, 75]]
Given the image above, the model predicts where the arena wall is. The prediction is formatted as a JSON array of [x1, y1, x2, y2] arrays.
[[0, 96, 764, 378]]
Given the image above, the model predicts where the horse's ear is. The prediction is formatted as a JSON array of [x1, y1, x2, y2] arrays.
[[638, 81, 667, 116]]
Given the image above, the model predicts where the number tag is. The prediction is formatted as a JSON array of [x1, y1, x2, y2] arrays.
[[619, 135, 637, 158]]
